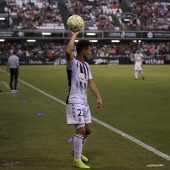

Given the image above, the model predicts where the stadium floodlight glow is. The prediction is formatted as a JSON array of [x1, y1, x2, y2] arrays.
[[138, 40, 141, 43], [133, 40, 137, 43], [0, 39, 5, 42], [111, 40, 120, 43], [75, 40, 79, 42], [86, 33, 96, 36], [90, 40, 98, 42], [27, 39, 36, 42], [42, 32, 51, 35], [0, 18, 5, 20]]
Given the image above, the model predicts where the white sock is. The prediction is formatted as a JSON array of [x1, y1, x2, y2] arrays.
[[74, 134, 84, 158], [140, 71, 144, 77], [82, 134, 89, 146], [135, 71, 138, 79]]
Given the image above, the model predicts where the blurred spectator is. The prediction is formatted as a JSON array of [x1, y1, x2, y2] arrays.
[[65, 0, 123, 30], [3, 0, 170, 31], [127, 0, 170, 31], [3, 0, 64, 30]]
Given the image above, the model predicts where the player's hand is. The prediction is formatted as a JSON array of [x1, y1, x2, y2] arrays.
[[69, 28, 80, 36], [96, 98, 103, 110]]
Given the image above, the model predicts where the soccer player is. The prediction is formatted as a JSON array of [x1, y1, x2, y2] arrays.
[[7, 50, 19, 92], [65, 30, 103, 169], [134, 50, 145, 80]]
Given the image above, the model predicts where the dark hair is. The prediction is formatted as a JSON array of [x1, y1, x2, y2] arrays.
[[76, 40, 92, 53], [12, 49, 17, 55]]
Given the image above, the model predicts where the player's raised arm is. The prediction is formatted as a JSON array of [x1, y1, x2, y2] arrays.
[[65, 30, 79, 61]]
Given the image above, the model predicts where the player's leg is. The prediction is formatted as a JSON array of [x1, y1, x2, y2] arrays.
[[14, 69, 18, 90], [80, 106, 92, 163], [82, 106, 92, 147], [72, 124, 90, 163], [10, 69, 14, 90], [134, 70, 138, 80], [134, 64, 138, 80], [66, 104, 90, 168], [79, 123, 91, 162], [83, 124, 91, 145], [74, 125, 85, 159], [73, 126, 90, 168], [139, 70, 145, 79]]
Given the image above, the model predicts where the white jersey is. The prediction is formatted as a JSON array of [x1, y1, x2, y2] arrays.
[[134, 53, 143, 64], [134, 53, 143, 71], [66, 57, 92, 105]]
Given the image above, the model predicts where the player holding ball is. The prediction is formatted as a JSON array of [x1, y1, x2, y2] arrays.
[[65, 17, 103, 169]]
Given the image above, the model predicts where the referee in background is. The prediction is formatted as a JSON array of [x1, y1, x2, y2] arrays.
[[7, 50, 19, 92]]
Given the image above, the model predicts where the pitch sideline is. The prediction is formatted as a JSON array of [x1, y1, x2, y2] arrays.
[[0, 68, 170, 162]]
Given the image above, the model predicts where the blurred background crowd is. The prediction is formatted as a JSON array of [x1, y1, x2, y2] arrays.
[[2, 0, 170, 31], [0, 0, 170, 61]]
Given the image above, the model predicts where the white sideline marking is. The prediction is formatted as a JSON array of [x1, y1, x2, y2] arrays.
[[2, 81, 10, 90], [147, 164, 164, 167], [92, 117, 170, 162], [18, 79, 66, 105], [1, 68, 170, 162]]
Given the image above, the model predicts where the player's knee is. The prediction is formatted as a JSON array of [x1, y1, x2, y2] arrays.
[[76, 126, 86, 135], [86, 128, 92, 135]]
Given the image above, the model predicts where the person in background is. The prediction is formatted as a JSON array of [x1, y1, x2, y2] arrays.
[[134, 50, 145, 80], [65, 30, 103, 169], [7, 50, 19, 92]]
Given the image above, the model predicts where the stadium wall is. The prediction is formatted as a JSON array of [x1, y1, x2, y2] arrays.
[[0, 30, 170, 65], [0, 30, 170, 40], [1, 56, 170, 65]]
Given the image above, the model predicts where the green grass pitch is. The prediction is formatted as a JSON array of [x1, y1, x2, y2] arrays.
[[0, 65, 170, 170]]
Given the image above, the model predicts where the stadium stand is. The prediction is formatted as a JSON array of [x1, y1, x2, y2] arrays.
[[0, 0, 170, 65], [65, 0, 123, 30], [1, 41, 169, 60], [127, 0, 170, 31], [2, 0, 170, 31], [3, 0, 65, 30]]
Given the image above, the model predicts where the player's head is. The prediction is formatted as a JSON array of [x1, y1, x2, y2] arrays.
[[76, 40, 92, 60], [12, 49, 17, 55], [136, 50, 140, 54]]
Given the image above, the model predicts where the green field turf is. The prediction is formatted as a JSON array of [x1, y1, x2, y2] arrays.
[[0, 65, 170, 170]]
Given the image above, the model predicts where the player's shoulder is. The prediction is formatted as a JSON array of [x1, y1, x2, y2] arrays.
[[84, 61, 90, 67], [67, 57, 76, 63]]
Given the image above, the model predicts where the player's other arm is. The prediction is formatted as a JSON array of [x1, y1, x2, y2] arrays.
[[65, 30, 79, 61], [17, 57, 19, 71], [7, 59, 10, 74], [88, 79, 103, 109], [141, 54, 144, 67], [134, 54, 136, 65]]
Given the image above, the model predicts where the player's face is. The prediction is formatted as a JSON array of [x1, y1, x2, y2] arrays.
[[83, 46, 92, 60]]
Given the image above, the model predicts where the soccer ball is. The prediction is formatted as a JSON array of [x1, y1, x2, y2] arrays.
[[67, 15, 84, 32]]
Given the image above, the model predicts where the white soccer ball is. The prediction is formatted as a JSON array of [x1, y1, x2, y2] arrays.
[[67, 15, 84, 32]]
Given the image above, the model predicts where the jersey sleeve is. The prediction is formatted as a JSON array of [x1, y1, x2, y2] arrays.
[[66, 57, 76, 70], [17, 57, 19, 66]]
